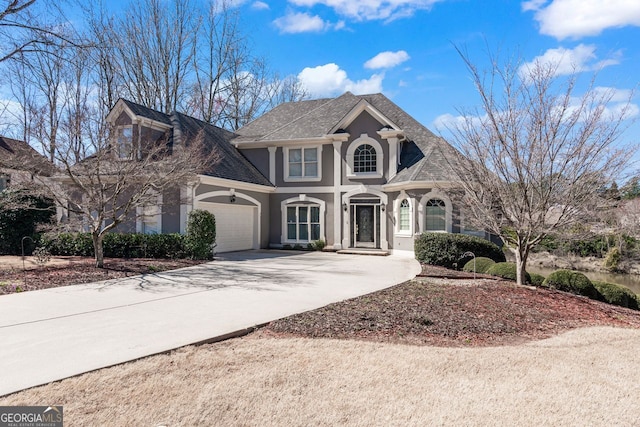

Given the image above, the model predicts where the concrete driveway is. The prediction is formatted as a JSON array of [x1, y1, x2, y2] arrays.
[[0, 250, 420, 397]]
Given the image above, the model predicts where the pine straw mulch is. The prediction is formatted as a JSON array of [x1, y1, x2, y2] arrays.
[[0, 258, 207, 295], [261, 264, 640, 347]]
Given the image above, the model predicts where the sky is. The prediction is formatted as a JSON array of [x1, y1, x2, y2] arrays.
[[6, 0, 639, 176], [233, 0, 640, 174]]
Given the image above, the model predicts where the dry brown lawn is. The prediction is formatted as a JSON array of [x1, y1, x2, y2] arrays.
[[2, 327, 640, 426]]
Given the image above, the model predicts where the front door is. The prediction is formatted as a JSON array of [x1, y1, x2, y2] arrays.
[[354, 205, 375, 248]]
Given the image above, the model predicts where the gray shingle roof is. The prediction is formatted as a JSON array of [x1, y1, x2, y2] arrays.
[[171, 113, 272, 186], [0, 136, 56, 176], [121, 99, 172, 126], [234, 92, 464, 183], [116, 101, 272, 187]]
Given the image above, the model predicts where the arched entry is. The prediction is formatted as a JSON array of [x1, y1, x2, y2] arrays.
[[341, 186, 388, 250]]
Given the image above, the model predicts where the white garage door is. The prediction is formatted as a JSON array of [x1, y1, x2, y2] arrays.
[[195, 202, 256, 253]]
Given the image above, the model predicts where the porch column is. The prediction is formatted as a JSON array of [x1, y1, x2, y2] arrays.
[[333, 140, 342, 249]]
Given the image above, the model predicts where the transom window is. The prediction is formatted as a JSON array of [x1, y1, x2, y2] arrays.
[[288, 147, 318, 178], [354, 144, 377, 173], [426, 199, 446, 231], [287, 205, 320, 242], [399, 199, 410, 232]]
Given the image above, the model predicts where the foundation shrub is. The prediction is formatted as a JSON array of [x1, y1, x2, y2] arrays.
[[41, 232, 188, 259], [414, 233, 505, 269], [185, 209, 216, 260]]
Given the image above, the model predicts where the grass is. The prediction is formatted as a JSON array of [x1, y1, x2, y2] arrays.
[[2, 328, 640, 426]]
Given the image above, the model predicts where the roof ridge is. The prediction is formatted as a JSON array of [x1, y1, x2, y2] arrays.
[[259, 95, 345, 140]]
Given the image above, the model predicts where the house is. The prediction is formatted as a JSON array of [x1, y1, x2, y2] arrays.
[[0, 136, 55, 191], [106, 92, 481, 255]]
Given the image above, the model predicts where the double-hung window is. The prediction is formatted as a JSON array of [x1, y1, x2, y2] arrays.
[[115, 126, 133, 159], [285, 147, 320, 181], [286, 205, 321, 242]]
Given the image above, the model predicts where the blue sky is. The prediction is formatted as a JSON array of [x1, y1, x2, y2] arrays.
[[235, 0, 640, 172]]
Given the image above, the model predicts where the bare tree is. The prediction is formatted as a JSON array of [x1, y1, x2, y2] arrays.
[[445, 49, 636, 285], [33, 115, 216, 267], [113, 0, 198, 113], [0, 0, 82, 62], [185, 0, 306, 129]]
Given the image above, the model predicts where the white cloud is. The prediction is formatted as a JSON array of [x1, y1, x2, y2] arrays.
[[297, 63, 384, 97], [521, 0, 546, 12], [289, 0, 442, 22], [364, 50, 410, 69], [519, 44, 620, 78], [433, 86, 638, 131], [524, 0, 640, 39], [273, 12, 329, 34], [251, 1, 269, 10]]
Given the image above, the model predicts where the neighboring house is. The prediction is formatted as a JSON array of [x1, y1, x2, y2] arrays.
[[106, 92, 482, 255], [0, 136, 55, 192]]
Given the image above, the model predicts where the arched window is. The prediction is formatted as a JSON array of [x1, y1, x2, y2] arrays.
[[354, 144, 377, 173], [425, 199, 446, 231], [399, 199, 410, 232]]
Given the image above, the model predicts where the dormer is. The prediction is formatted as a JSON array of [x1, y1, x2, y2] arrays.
[[105, 99, 173, 160]]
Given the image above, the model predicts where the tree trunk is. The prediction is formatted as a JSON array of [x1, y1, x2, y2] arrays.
[[92, 232, 105, 268], [514, 245, 529, 286]]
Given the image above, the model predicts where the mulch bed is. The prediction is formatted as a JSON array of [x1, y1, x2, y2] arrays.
[[0, 258, 207, 295], [262, 265, 640, 347]]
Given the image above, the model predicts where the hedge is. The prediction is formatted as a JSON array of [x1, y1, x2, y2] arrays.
[[485, 262, 531, 283], [542, 270, 600, 300], [40, 232, 188, 259], [414, 232, 505, 269], [592, 281, 639, 310], [462, 257, 496, 274]]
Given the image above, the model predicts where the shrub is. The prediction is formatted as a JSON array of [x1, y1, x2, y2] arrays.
[[41, 232, 187, 259], [542, 270, 600, 300], [592, 281, 639, 310], [485, 262, 531, 283], [185, 209, 216, 260], [603, 247, 621, 272], [41, 232, 93, 256], [0, 191, 55, 255], [462, 257, 495, 274], [529, 273, 546, 287], [414, 232, 505, 269], [309, 239, 326, 251]]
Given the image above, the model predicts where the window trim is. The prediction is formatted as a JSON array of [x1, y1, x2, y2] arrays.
[[283, 146, 323, 182], [395, 195, 413, 235], [346, 134, 383, 179], [115, 125, 134, 160], [418, 191, 453, 233], [137, 192, 163, 234], [281, 195, 326, 244]]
